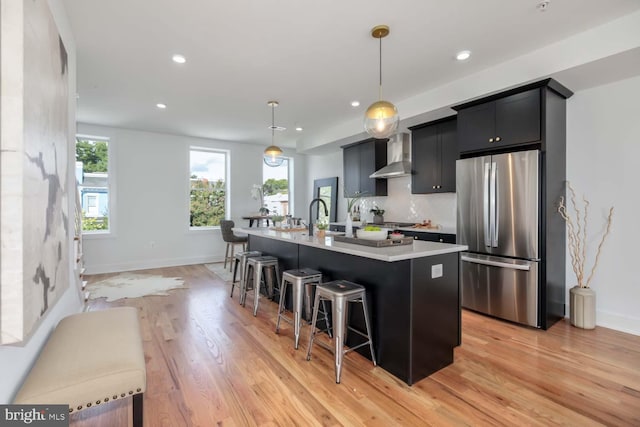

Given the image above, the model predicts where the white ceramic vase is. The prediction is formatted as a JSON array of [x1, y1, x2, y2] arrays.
[[569, 286, 596, 329], [345, 213, 353, 237]]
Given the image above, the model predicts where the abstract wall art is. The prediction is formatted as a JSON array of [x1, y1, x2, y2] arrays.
[[1, 0, 70, 344]]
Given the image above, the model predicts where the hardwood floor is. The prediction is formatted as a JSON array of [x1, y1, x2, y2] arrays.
[[71, 264, 640, 426]]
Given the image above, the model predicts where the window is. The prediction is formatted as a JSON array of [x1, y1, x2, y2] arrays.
[[86, 195, 98, 216], [76, 136, 111, 233], [262, 158, 293, 216], [189, 148, 228, 227]]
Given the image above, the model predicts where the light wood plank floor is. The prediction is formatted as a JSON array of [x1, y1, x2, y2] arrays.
[[72, 264, 640, 426]]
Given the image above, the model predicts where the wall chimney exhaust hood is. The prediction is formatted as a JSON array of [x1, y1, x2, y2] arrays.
[[369, 133, 411, 178]]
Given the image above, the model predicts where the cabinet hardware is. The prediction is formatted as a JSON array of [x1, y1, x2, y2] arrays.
[[439, 239, 443, 242], [489, 138, 494, 143], [495, 136, 501, 142], [432, 185, 436, 189]]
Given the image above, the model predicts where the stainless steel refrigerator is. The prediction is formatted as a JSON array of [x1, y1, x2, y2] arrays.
[[457, 149, 542, 327]]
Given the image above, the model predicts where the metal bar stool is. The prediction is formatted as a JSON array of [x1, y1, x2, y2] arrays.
[[230, 250, 262, 302], [306, 280, 376, 384], [275, 268, 331, 349], [243, 256, 281, 316]]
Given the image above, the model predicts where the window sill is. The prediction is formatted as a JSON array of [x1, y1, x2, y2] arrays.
[[81, 231, 115, 240]]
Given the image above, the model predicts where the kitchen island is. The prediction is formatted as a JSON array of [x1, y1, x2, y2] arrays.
[[236, 227, 468, 385]]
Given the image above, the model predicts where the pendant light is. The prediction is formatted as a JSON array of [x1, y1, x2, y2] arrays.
[[264, 100, 285, 167], [364, 25, 399, 139]]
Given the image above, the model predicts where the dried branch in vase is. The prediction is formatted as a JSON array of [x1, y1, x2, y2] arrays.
[[558, 182, 614, 288]]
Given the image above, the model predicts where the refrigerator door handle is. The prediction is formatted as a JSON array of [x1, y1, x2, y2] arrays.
[[489, 161, 497, 248], [483, 162, 491, 247], [491, 161, 499, 247], [461, 254, 531, 271]]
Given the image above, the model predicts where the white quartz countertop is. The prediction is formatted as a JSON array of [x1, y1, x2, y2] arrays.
[[234, 227, 467, 262]]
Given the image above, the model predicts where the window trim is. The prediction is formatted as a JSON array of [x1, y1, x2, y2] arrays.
[[188, 146, 230, 231], [76, 133, 116, 238], [287, 157, 294, 216]]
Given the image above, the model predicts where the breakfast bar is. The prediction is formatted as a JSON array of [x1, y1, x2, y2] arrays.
[[237, 227, 468, 385]]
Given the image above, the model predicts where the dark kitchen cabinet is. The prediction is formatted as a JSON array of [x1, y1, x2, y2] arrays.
[[453, 79, 574, 156], [409, 116, 457, 194], [342, 138, 387, 197], [398, 230, 456, 243], [456, 88, 540, 154]]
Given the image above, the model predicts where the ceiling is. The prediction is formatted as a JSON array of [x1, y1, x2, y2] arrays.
[[62, 0, 640, 151]]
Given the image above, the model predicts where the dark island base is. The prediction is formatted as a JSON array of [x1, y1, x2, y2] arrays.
[[248, 235, 461, 385]]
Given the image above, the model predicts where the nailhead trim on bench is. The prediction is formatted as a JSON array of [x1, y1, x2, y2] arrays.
[[67, 387, 144, 414], [14, 307, 146, 427]]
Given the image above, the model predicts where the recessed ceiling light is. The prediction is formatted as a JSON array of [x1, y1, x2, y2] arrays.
[[172, 54, 186, 64], [295, 127, 303, 132], [351, 101, 360, 107], [456, 50, 471, 61], [156, 103, 167, 109], [537, 1, 550, 12]]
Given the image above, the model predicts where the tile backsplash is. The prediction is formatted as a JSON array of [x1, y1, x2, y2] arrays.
[[354, 176, 457, 231]]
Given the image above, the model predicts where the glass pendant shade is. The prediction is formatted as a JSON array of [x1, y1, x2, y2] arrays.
[[263, 145, 284, 167], [264, 100, 284, 167], [364, 25, 399, 139], [364, 100, 399, 139]]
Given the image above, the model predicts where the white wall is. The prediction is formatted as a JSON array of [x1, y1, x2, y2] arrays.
[[0, 0, 83, 403], [566, 75, 640, 335], [77, 123, 307, 274], [306, 150, 343, 220]]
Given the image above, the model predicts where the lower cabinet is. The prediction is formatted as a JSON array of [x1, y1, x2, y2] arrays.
[[399, 230, 456, 244], [329, 226, 455, 243]]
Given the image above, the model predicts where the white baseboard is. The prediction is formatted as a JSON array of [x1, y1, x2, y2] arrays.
[[596, 310, 640, 336], [84, 255, 224, 275], [564, 309, 640, 336]]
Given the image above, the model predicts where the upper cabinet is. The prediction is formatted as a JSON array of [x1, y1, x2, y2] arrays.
[[342, 138, 388, 197], [409, 116, 457, 194], [456, 89, 539, 153], [453, 78, 573, 155]]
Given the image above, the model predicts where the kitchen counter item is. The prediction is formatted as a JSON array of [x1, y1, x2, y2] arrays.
[[334, 235, 413, 247], [355, 229, 389, 240]]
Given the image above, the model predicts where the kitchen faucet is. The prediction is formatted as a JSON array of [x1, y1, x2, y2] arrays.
[[308, 198, 328, 235]]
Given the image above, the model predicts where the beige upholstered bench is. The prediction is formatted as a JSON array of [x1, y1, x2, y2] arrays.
[[14, 307, 146, 427]]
